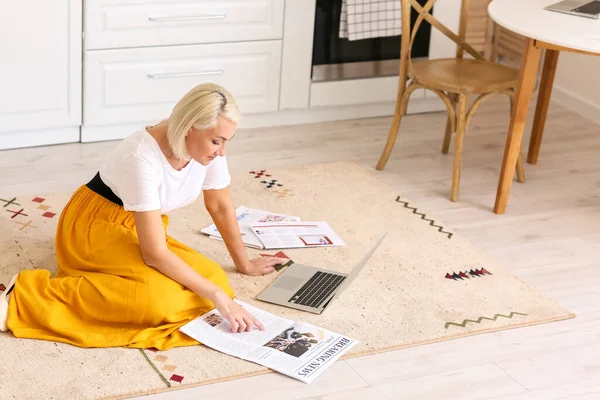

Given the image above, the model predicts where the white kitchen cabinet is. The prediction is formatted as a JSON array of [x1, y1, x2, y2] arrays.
[[84, 41, 282, 125], [81, 0, 285, 142], [0, 0, 82, 150], [0, 0, 454, 149], [85, 0, 284, 50]]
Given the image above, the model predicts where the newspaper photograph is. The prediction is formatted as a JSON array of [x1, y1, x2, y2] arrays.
[[247, 322, 357, 383]]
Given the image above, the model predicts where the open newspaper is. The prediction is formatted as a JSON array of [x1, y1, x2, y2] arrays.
[[200, 206, 300, 249], [179, 300, 358, 384], [250, 221, 346, 249]]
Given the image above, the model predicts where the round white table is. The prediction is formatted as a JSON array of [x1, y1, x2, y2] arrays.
[[488, 0, 600, 214]]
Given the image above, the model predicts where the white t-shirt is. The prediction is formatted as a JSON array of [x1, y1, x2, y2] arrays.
[[99, 129, 231, 214]]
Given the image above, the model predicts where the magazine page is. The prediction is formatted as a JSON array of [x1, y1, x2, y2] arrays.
[[249, 222, 346, 249], [245, 322, 358, 384], [200, 206, 300, 249], [179, 300, 294, 359]]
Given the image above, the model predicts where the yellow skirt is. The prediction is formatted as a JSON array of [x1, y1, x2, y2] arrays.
[[7, 185, 234, 350]]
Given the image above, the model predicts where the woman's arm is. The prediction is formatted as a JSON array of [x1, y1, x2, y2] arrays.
[[203, 187, 252, 273], [134, 210, 263, 332], [203, 187, 283, 276], [135, 210, 224, 298]]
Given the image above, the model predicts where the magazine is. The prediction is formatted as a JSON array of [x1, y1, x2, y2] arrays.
[[200, 206, 300, 249], [249, 222, 346, 249], [179, 300, 358, 384]]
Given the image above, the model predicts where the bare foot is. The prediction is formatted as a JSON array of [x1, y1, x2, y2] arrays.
[[0, 274, 17, 332], [0, 292, 9, 332]]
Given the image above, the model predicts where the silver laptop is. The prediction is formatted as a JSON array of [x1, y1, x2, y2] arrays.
[[545, 0, 600, 19], [256, 233, 387, 314]]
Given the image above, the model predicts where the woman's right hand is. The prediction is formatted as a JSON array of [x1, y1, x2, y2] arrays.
[[211, 291, 265, 333]]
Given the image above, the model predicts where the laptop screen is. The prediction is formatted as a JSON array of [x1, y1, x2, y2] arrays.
[[574, 1, 600, 15]]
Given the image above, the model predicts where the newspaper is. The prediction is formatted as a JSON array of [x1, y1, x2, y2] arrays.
[[179, 300, 358, 384], [249, 222, 346, 249], [200, 206, 300, 249]]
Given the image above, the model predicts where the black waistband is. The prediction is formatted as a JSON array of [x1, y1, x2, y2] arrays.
[[86, 172, 124, 206]]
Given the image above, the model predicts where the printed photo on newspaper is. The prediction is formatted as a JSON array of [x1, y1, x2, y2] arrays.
[[200, 206, 301, 249], [249, 222, 346, 250], [179, 300, 358, 384]]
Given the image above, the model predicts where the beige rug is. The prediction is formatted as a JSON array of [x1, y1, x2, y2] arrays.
[[0, 161, 574, 399]]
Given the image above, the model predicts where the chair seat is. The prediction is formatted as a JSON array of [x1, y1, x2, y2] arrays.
[[410, 58, 520, 94]]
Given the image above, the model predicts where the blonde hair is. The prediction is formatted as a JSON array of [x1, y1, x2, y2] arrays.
[[167, 83, 241, 160]]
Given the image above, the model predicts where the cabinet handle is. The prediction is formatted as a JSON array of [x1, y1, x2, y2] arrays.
[[147, 70, 224, 79], [148, 14, 226, 22]]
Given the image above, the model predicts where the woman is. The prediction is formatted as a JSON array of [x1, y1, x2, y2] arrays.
[[0, 83, 284, 350]]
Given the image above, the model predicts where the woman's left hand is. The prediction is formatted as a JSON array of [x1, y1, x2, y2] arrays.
[[240, 257, 286, 276]]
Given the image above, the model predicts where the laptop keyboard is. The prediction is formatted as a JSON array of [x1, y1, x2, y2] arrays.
[[288, 271, 346, 309]]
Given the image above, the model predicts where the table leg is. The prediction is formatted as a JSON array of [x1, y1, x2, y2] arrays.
[[494, 38, 542, 214], [528, 49, 560, 164]]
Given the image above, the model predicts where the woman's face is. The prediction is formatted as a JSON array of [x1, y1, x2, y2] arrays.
[[185, 115, 237, 166]]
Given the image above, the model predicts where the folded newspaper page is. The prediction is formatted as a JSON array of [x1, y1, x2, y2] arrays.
[[200, 206, 300, 249], [249, 222, 346, 249], [179, 300, 358, 384]]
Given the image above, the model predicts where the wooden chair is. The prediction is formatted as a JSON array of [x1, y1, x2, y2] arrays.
[[376, 0, 525, 202]]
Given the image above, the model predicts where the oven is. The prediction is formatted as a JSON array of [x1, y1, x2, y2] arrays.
[[312, 0, 432, 82]]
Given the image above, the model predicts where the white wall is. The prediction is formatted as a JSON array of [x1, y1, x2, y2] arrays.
[[552, 52, 600, 125]]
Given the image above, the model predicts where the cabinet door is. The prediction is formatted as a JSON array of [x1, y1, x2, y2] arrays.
[[0, 1, 82, 134]]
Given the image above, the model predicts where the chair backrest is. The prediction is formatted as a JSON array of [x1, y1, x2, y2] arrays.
[[400, 0, 486, 67], [491, 24, 526, 66], [466, 0, 495, 59]]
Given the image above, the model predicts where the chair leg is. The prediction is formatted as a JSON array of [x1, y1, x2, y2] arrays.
[[376, 82, 409, 170], [377, 42, 411, 171], [442, 115, 453, 154], [442, 93, 456, 154], [451, 94, 468, 202]]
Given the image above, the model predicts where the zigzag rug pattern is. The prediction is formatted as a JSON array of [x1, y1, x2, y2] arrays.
[[445, 268, 492, 280], [445, 312, 529, 329], [395, 196, 453, 239]]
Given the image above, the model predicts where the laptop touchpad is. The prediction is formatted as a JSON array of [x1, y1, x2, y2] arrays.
[[273, 276, 304, 291]]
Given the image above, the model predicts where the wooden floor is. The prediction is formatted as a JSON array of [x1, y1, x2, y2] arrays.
[[2, 97, 599, 399]]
